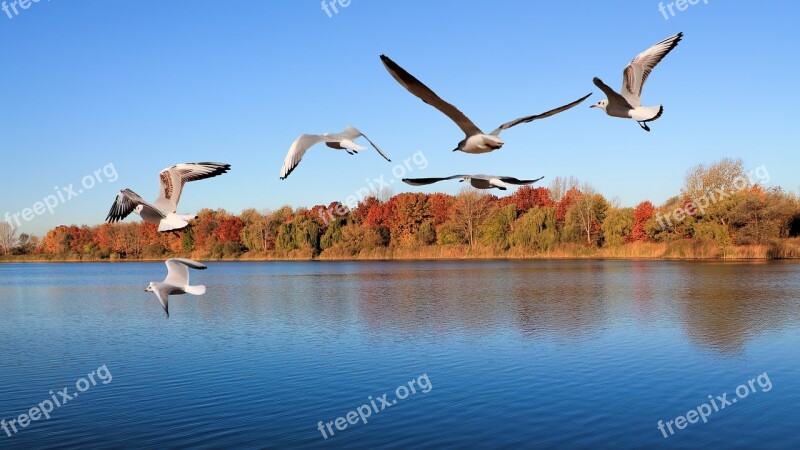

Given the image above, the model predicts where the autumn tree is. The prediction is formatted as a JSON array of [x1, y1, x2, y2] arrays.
[[501, 186, 554, 214], [480, 203, 517, 249], [427, 193, 453, 225], [730, 187, 797, 244], [630, 201, 655, 242], [449, 189, 493, 248], [385, 193, 431, 246], [563, 185, 609, 246], [549, 176, 580, 203], [0, 222, 16, 255], [682, 157, 747, 202], [602, 208, 635, 247], [509, 207, 559, 252]]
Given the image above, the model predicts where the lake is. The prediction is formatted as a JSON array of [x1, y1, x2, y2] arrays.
[[1, 260, 799, 449]]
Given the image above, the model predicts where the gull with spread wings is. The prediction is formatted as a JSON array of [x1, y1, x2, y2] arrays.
[[380, 54, 591, 154], [106, 162, 231, 232], [280, 126, 391, 180], [591, 32, 683, 131], [403, 175, 544, 191], [145, 258, 207, 318]]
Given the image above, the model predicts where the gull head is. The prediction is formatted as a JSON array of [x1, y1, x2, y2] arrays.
[[134, 205, 145, 215], [452, 138, 467, 152], [145, 283, 155, 292], [590, 100, 608, 111]]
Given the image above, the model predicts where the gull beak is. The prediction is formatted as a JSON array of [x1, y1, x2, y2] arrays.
[[589, 104, 597, 109]]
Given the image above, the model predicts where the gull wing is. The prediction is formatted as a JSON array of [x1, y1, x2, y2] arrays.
[[106, 189, 164, 223], [593, 77, 634, 110], [342, 127, 392, 163], [280, 134, 341, 179], [402, 175, 468, 186], [621, 32, 683, 107], [154, 163, 231, 213], [380, 54, 482, 137], [497, 176, 546, 185], [164, 258, 207, 286], [490, 93, 592, 136], [152, 287, 170, 318]]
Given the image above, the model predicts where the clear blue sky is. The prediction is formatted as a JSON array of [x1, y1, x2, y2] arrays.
[[2, 0, 799, 235]]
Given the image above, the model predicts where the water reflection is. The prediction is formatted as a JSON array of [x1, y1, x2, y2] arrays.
[[674, 262, 800, 353]]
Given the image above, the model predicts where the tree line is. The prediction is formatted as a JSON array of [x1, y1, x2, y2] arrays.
[[2, 158, 798, 260]]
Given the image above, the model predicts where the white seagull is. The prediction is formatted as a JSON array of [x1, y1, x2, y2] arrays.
[[280, 126, 391, 179], [380, 54, 591, 154], [145, 258, 207, 318], [403, 175, 545, 191], [591, 32, 683, 131], [106, 162, 231, 232]]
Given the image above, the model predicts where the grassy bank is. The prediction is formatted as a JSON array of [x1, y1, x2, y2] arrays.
[[4, 239, 800, 263]]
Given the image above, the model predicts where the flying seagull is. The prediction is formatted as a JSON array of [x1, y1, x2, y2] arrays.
[[145, 258, 207, 318], [403, 175, 545, 191], [106, 162, 231, 232], [591, 32, 683, 131], [380, 54, 591, 154], [280, 126, 391, 179]]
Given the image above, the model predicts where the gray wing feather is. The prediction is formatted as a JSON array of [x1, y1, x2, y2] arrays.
[[497, 176, 545, 185], [490, 93, 592, 136], [380, 55, 482, 137], [593, 77, 633, 109], [106, 189, 164, 223], [402, 175, 468, 186]]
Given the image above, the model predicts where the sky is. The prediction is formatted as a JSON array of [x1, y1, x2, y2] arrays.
[[1, 0, 799, 236]]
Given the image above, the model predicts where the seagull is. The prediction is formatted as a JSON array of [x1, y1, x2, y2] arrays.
[[380, 54, 591, 154], [145, 258, 207, 318], [591, 32, 683, 131], [280, 126, 391, 179], [106, 162, 231, 232], [403, 175, 545, 191]]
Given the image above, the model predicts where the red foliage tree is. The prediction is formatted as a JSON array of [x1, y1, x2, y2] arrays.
[[503, 186, 554, 214], [630, 201, 655, 242], [427, 193, 453, 225], [215, 215, 245, 243], [353, 197, 382, 224], [556, 187, 582, 223]]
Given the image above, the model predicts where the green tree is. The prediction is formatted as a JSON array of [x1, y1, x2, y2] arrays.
[[479, 204, 517, 249], [509, 207, 559, 252], [602, 208, 635, 247]]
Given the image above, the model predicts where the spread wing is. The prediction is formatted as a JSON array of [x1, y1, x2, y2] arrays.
[[402, 175, 468, 186], [341, 127, 392, 163], [152, 288, 170, 318], [593, 77, 634, 110], [497, 176, 545, 185], [621, 32, 683, 107], [490, 93, 592, 136], [154, 163, 230, 213], [106, 189, 163, 223], [164, 258, 206, 286], [380, 54, 482, 137], [280, 134, 341, 179]]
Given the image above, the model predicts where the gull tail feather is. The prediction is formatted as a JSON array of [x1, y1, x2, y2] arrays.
[[631, 105, 664, 123], [339, 139, 367, 151], [157, 214, 195, 232], [184, 285, 206, 296]]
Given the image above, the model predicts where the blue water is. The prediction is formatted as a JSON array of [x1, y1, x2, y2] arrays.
[[0, 260, 798, 449]]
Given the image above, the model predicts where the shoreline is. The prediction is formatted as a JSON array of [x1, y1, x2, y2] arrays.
[[4, 240, 800, 264]]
